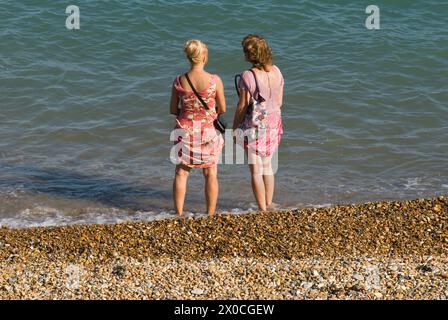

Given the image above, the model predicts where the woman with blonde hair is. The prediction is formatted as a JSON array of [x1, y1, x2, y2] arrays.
[[233, 35, 284, 211], [170, 40, 226, 215]]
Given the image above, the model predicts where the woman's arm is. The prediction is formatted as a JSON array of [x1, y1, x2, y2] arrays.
[[232, 88, 250, 130], [278, 67, 284, 108], [215, 76, 226, 114], [170, 84, 180, 116]]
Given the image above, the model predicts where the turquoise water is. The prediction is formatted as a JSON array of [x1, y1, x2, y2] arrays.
[[0, 1, 447, 227]]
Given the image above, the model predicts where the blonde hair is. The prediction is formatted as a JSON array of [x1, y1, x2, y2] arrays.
[[184, 39, 208, 64], [242, 35, 273, 69]]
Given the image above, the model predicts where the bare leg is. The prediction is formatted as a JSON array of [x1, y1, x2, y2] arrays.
[[262, 155, 275, 208], [248, 152, 267, 211], [203, 165, 219, 215], [173, 164, 191, 216]]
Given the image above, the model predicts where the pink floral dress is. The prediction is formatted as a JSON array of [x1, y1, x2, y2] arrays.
[[172, 74, 224, 168], [238, 66, 284, 157]]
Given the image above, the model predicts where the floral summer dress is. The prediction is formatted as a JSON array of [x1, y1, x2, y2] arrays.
[[238, 66, 284, 157], [172, 74, 224, 168]]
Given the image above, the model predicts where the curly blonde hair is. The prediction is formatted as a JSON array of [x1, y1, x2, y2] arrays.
[[242, 35, 273, 69], [184, 39, 208, 64]]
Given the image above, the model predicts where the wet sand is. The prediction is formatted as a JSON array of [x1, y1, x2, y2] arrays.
[[1, 196, 447, 299]]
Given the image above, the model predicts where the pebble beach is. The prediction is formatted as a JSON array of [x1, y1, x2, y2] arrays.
[[1, 196, 447, 300]]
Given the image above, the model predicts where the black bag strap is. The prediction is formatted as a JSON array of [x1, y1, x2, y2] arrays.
[[184, 73, 209, 110], [248, 69, 261, 98], [235, 69, 264, 101], [234, 74, 241, 97]]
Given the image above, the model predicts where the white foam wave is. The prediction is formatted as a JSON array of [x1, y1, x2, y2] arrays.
[[404, 177, 421, 190]]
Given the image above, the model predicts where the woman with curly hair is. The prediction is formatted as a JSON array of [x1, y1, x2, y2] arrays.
[[233, 35, 284, 211]]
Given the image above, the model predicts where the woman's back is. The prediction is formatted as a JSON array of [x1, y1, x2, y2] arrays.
[[173, 72, 218, 122], [239, 65, 284, 111], [232, 34, 283, 212], [170, 39, 225, 217], [179, 71, 214, 93]]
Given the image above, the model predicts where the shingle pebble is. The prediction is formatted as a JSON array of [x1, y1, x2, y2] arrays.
[[0, 196, 446, 299]]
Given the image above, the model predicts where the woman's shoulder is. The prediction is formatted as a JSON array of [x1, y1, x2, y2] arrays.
[[212, 73, 225, 87], [201, 72, 221, 88], [275, 64, 284, 76], [173, 72, 220, 93], [272, 65, 284, 84], [240, 69, 256, 82], [173, 74, 185, 92], [272, 64, 283, 75]]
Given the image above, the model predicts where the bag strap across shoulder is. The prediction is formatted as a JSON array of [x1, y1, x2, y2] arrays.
[[184, 73, 210, 110], [248, 69, 261, 98], [234, 74, 241, 97], [235, 69, 265, 102]]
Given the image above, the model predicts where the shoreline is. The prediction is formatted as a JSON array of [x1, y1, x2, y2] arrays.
[[1, 195, 447, 299]]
